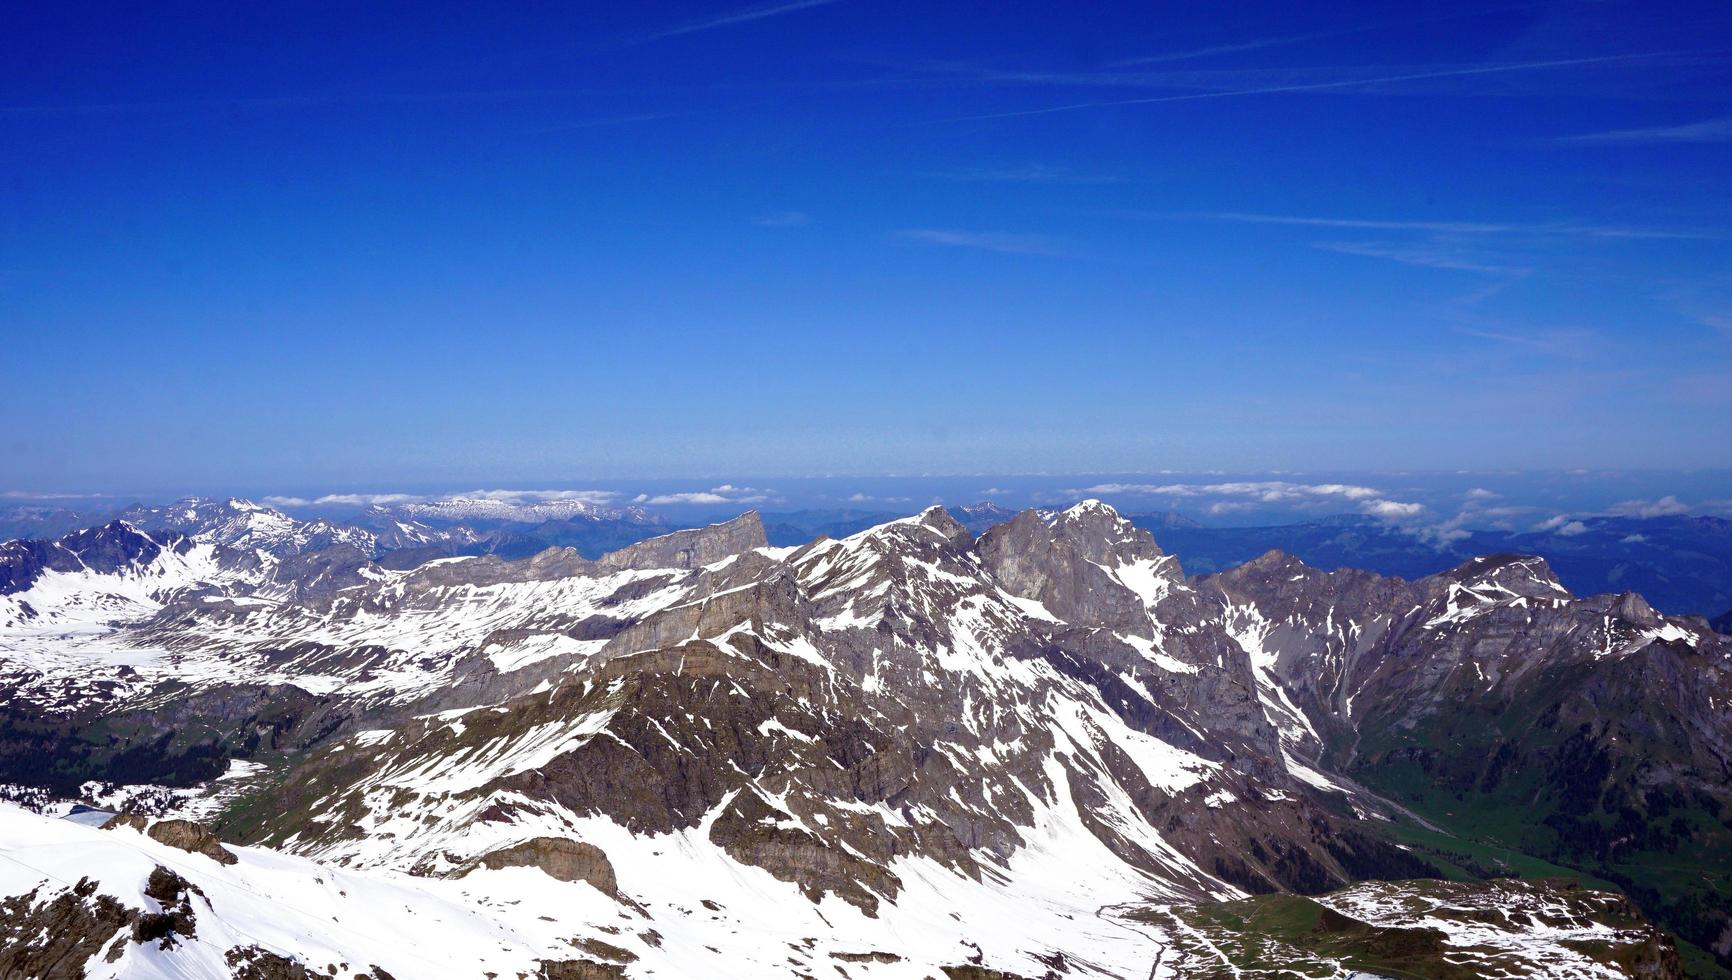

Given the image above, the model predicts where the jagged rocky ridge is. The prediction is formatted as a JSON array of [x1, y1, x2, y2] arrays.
[[1204, 549, 1732, 968], [0, 501, 1719, 978]]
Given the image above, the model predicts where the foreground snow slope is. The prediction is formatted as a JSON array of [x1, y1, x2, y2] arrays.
[[0, 800, 1179, 979], [0, 802, 1681, 979]]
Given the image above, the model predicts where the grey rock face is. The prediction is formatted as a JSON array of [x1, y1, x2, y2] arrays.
[[593, 511, 767, 572], [401, 512, 767, 589], [217, 502, 1407, 916], [979, 503, 1167, 636], [467, 837, 619, 895], [0, 522, 182, 595], [103, 814, 238, 865], [1202, 547, 1732, 962]]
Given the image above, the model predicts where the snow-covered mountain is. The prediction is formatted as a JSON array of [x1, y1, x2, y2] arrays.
[[0, 522, 249, 632], [115, 497, 379, 558], [0, 503, 1715, 978]]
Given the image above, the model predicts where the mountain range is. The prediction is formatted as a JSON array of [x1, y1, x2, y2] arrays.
[[1144, 512, 1732, 621], [0, 499, 1726, 977], [12, 496, 1731, 618]]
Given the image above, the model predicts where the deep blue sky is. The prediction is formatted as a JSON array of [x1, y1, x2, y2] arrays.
[[4, 1, 1730, 494]]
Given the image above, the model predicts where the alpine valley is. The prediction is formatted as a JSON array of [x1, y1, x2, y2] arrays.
[[2, 497, 1728, 979]]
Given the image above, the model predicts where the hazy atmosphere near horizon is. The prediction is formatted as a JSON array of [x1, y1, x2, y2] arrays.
[[5, 4, 1732, 980]]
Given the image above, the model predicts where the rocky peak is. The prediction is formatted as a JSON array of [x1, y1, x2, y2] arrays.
[[796, 505, 974, 585], [407, 512, 770, 587], [113, 496, 350, 557], [820, 505, 972, 556], [1609, 590, 1661, 627], [595, 511, 767, 572], [0, 521, 182, 595], [1244, 548, 1307, 573], [1208, 549, 1317, 593], [910, 504, 971, 543], [978, 504, 1181, 636], [952, 501, 1018, 534], [1045, 499, 1163, 561], [1434, 553, 1569, 601], [60, 520, 171, 563]]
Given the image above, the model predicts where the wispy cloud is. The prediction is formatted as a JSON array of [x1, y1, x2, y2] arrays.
[[460, 489, 619, 505], [1454, 326, 1601, 357], [1103, 7, 1559, 71], [1524, 495, 1695, 530], [633, 484, 774, 506], [895, 229, 1064, 255], [1316, 241, 1525, 275], [1411, 485, 1539, 546], [541, 111, 685, 132], [1700, 312, 1732, 338], [951, 53, 1680, 122], [0, 88, 592, 118], [636, 0, 842, 42], [264, 489, 619, 508], [1201, 212, 1518, 234], [1530, 514, 1589, 536], [1361, 498, 1425, 519], [1107, 31, 1347, 68], [1557, 115, 1732, 145], [1607, 495, 1691, 518], [931, 164, 1120, 185], [846, 491, 911, 503], [1079, 480, 1383, 502], [1081, 479, 1429, 527], [1188, 211, 1716, 241], [265, 493, 424, 507]]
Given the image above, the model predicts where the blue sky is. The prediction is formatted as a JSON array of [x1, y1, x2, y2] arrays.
[[3, 0, 1730, 494]]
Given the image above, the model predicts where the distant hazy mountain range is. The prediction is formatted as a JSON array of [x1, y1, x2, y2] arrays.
[[769, 506, 1732, 621], [7, 497, 1731, 623], [1136, 511, 1732, 621]]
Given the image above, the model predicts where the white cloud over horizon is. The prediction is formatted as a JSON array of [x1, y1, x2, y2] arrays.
[[263, 489, 620, 508], [1, 490, 117, 500], [1607, 495, 1691, 518], [1361, 499, 1425, 519], [846, 492, 912, 504], [1080, 480, 1385, 503], [633, 484, 775, 506]]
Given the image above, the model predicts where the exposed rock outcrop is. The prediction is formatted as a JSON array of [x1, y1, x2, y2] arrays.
[[465, 836, 618, 896], [104, 814, 239, 865]]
